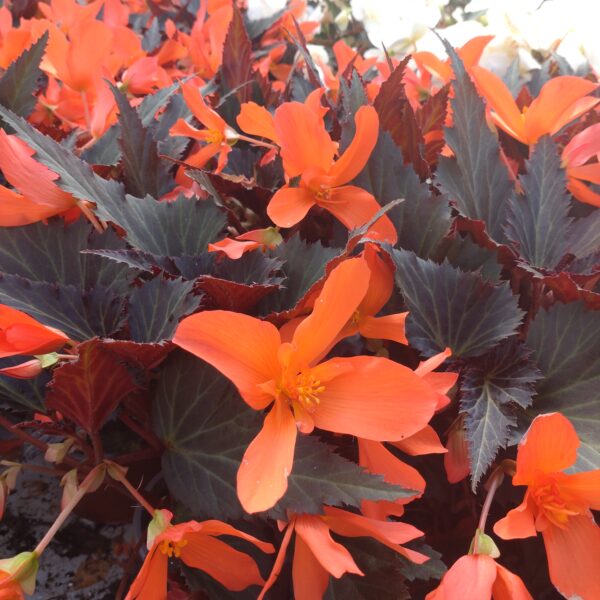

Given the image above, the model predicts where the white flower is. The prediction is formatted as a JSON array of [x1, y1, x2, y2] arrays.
[[350, 0, 448, 51], [246, 0, 288, 22]]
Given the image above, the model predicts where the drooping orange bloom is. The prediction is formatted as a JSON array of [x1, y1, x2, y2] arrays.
[[0, 570, 23, 600], [126, 510, 274, 599], [173, 257, 440, 513], [208, 227, 283, 260], [444, 420, 471, 484], [493, 413, 600, 600], [359, 423, 448, 521], [337, 244, 407, 345], [469, 67, 599, 146], [259, 506, 429, 600], [170, 82, 238, 173], [0, 359, 44, 380], [0, 304, 69, 359], [237, 97, 397, 242], [0, 132, 79, 226], [561, 123, 600, 207], [425, 554, 532, 600]]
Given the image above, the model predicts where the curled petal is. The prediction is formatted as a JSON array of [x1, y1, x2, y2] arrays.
[[267, 186, 316, 229]]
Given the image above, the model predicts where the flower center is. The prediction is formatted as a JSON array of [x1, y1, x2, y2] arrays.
[[205, 129, 224, 144], [313, 185, 331, 202], [531, 481, 580, 528], [280, 372, 325, 414], [158, 539, 188, 558]]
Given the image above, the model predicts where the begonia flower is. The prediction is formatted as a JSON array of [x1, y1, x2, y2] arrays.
[[494, 413, 600, 600], [561, 122, 600, 207], [469, 67, 599, 146], [208, 227, 283, 259], [173, 257, 440, 512], [126, 509, 274, 599], [259, 506, 428, 600]]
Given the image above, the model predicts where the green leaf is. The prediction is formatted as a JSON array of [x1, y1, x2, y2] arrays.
[[0, 275, 126, 341], [0, 218, 130, 293], [111, 83, 173, 198], [128, 277, 201, 343], [0, 32, 48, 118], [153, 352, 262, 520], [353, 132, 451, 259], [258, 235, 339, 315], [461, 339, 541, 489], [392, 250, 524, 357], [505, 136, 572, 269], [270, 436, 418, 519], [437, 42, 513, 242], [441, 234, 502, 282], [101, 195, 227, 256], [526, 302, 600, 468]]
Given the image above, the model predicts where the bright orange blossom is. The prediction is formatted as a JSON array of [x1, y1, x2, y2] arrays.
[[173, 257, 440, 513]]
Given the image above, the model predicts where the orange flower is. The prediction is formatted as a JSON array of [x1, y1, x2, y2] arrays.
[[359, 424, 448, 520], [237, 96, 397, 242], [208, 227, 283, 260], [173, 257, 440, 512], [337, 244, 407, 345], [0, 304, 69, 359], [469, 67, 599, 146], [0, 570, 23, 600], [561, 123, 600, 207], [0, 132, 78, 226], [259, 506, 428, 600], [170, 82, 238, 173], [493, 413, 600, 600], [425, 554, 532, 600], [126, 510, 274, 599]]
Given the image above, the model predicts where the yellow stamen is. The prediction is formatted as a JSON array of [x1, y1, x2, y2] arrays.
[[158, 539, 188, 558]]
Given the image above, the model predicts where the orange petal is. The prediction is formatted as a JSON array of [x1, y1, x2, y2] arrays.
[[181, 520, 274, 554], [425, 554, 497, 600], [392, 425, 447, 456], [469, 66, 526, 143], [493, 562, 534, 600], [258, 521, 295, 600], [0, 185, 62, 226], [568, 163, 600, 185], [328, 106, 379, 186], [236, 399, 297, 513], [525, 77, 599, 143], [274, 101, 337, 177], [359, 244, 394, 316], [0, 132, 76, 214], [181, 82, 227, 132], [169, 118, 213, 141], [514, 413, 579, 485], [493, 494, 537, 540], [321, 186, 397, 243], [358, 438, 425, 495], [267, 185, 316, 228], [412, 51, 452, 82], [358, 313, 408, 345], [323, 506, 428, 563], [313, 356, 438, 441], [173, 310, 281, 410], [291, 257, 370, 369], [181, 141, 223, 170], [458, 35, 494, 68], [542, 514, 600, 600], [207, 238, 261, 259], [562, 123, 600, 167], [567, 177, 600, 207], [292, 532, 334, 600], [294, 514, 362, 579], [125, 545, 168, 600], [237, 102, 278, 142], [180, 533, 266, 591], [560, 470, 600, 510]]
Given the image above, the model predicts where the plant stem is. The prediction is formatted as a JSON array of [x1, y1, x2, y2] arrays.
[[107, 464, 155, 516], [473, 468, 504, 553], [33, 465, 104, 556], [90, 432, 104, 465]]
